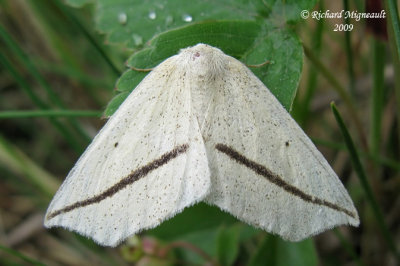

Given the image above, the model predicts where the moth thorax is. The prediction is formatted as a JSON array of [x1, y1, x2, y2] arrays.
[[180, 43, 227, 81]]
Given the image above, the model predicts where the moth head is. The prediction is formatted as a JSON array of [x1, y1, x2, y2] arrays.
[[179, 43, 227, 80]]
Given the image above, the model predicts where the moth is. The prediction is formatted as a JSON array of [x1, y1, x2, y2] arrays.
[[45, 44, 359, 246]]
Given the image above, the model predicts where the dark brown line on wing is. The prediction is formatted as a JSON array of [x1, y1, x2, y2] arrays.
[[46, 143, 189, 220], [215, 143, 356, 219]]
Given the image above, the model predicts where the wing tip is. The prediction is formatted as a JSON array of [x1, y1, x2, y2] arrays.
[[349, 215, 360, 227], [283, 215, 360, 242]]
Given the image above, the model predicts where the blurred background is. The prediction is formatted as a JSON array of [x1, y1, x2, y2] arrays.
[[0, 0, 399, 265]]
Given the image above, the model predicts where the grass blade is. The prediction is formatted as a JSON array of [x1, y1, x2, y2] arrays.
[[342, 0, 356, 95], [387, 0, 400, 59], [370, 39, 385, 157], [0, 25, 91, 143], [0, 135, 60, 198], [0, 244, 46, 266], [333, 229, 364, 266], [294, 3, 324, 126], [0, 110, 101, 119], [53, 0, 122, 77], [303, 45, 367, 149], [386, 0, 400, 149], [331, 102, 400, 262], [0, 52, 83, 153]]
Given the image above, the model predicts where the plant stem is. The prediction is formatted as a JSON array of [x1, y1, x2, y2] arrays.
[[0, 110, 101, 119]]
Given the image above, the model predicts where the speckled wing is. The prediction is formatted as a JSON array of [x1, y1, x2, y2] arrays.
[[44, 56, 210, 247], [199, 51, 359, 241]]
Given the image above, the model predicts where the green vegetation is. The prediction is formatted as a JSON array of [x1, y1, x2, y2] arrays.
[[0, 0, 398, 265]]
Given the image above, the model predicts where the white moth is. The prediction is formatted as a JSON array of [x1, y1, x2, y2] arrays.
[[44, 44, 359, 246]]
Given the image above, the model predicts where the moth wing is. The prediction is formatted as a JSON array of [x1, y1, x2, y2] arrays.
[[202, 57, 359, 241], [45, 57, 210, 246]]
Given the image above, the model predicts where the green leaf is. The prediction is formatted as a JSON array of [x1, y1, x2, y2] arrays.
[[96, 0, 258, 48], [64, 0, 316, 115], [147, 203, 237, 240], [147, 207, 260, 265], [94, 0, 316, 48], [264, 0, 318, 23], [246, 24, 303, 111], [216, 224, 242, 266], [248, 235, 318, 266], [116, 69, 149, 92], [65, 0, 94, 8], [103, 68, 148, 117], [171, 228, 220, 264], [125, 21, 262, 69], [103, 91, 130, 117]]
